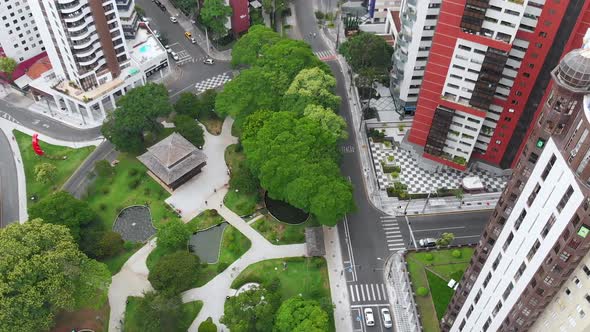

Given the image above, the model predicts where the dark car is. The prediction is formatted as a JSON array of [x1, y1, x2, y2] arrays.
[[153, 0, 166, 11]]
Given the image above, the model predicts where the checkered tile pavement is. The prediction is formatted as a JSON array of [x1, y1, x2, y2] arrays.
[[194, 72, 232, 93], [370, 141, 508, 194]]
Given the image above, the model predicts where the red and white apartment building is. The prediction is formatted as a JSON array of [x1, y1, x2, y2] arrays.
[[403, 0, 590, 171]]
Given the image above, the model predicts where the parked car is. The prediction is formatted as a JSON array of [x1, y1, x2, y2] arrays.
[[170, 16, 178, 23], [381, 308, 393, 328], [364, 308, 375, 327], [153, 0, 166, 11], [419, 238, 437, 247], [171, 52, 179, 61], [203, 58, 215, 65], [165, 45, 172, 54], [140, 16, 150, 22], [190, 37, 197, 44]]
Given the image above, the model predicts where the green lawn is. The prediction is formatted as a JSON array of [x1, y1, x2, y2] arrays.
[[224, 144, 261, 216], [103, 243, 143, 274], [14, 130, 95, 203], [186, 209, 224, 233], [124, 297, 202, 332], [251, 214, 307, 245], [406, 248, 475, 332], [231, 257, 334, 332], [85, 153, 178, 230]]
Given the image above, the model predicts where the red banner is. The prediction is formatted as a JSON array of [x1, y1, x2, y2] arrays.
[[32, 133, 44, 156]]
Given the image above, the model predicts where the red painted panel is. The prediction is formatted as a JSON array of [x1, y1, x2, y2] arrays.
[[459, 31, 512, 52], [229, 0, 250, 34]]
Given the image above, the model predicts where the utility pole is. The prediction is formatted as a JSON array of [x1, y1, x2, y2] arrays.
[[422, 190, 432, 213]]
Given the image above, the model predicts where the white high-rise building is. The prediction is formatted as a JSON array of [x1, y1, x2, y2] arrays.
[[390, 0, 441, 116], [0, 1, 44, 62], [116, 0, 139, 39]]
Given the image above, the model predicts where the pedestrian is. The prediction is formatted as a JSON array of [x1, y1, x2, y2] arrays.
[[205, 200, 208, 205], [313, 33, 317, 38], [214, 188, 217, 193]]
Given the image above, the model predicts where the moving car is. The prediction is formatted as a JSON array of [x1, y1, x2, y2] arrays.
[[190, 37, 197, 44], [419, 238, 437, 247], [203, 58, 215, 65], [381, 308, 393, 328], [364, 308, 375, 327], [184, 31, 193, 40], [153, 0, 166, 11], [170, 16, 178, 23], [171, 52, 179, 61]]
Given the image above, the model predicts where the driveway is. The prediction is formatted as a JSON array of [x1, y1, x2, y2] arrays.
[[166, 117, 237, 221]]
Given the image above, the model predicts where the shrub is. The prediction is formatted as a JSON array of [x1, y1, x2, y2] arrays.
[[452, 250, 462, 258], [368, 128, 385, 142], [425, 253, 434, 261], [416, 286, 429, 297], [217, 262, 229, 273], [386, 181, 408, 198], [128, 168, 139, 177], [387, 155, 394, 162], [390, 171, 399, 178], [198, 317, 217, 332], [314, 11, 325, 19], [382, 165, 401, 173], [157, 219, 191, 251], [149, 251, 200, 294], [94, 160, 113, 177], [128, 178, 141, 189]]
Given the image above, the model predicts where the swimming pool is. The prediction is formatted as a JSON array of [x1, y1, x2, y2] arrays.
[[139, 44, 150, 53]]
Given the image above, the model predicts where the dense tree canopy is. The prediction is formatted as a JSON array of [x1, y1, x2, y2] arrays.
[[200, 0, 232, 38], [157, 219, 190, 251], [102, 83, 172, 153], [220, 286, 281, 332], [303, 105, 348, 140], [243, 111, 354, 225], [34, 162, 57, 184], [174, 115, 205, 147], [0, 220, 110, 331], [28, 191, 96, 242], [149, 251, 200, 294], [171, 0, 198, 15], [274, 297, 330, 332], [198, 317, 218, 332], [282, 67, 341, 114], [0, 56, 17, 81], [339, 32, 393, 73], [231, 25, 282, 67], [134, 291, 183, 332], [175, 92, 201, 117]]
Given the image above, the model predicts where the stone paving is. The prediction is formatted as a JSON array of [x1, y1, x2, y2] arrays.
[[112, 205, 157, 243], [369, 141, 509, 194]]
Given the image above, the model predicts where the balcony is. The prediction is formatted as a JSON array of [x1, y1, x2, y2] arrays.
[[75, 43, 101, 58], [59, 1, 84, 14], [63, 7, 91, 23], [72, 35, 98, 50]]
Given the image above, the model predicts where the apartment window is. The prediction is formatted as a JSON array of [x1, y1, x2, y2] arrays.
[[560, 251, 572, 262], [493, 254, 502, 270], [459, 319, 466, 330], [541, 155, 556, 180], [515, 210, 527, 230], [502, 282, 514, 300], [483, 318, 492, 332], [458, 45, 471, 51], [566, 288, 571, 296], [492, 301, 503, 317], [585, 294, 590, 303], [541, 214, 556, 238], [466, 305, 474, 318], [583, 265, 590, 277], [515, 262, 526, 281], [557, 186, 574, 212], [474, 289, 482, 304], [544, 275, 554, 285], [527, 240, 541, 261], [503, 232, 514, 251], [529, 152, 539, 164], [483, 272, 492, 288], [527, 183, 541, 206]]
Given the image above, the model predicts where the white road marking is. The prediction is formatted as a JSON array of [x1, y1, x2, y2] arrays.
[[370, 284, 376, 300], [381, 284, 387, 300], [350, 285, 356, 302], [360, 285, 365, 301], [355, 285, 360, 301], [413, 226, 466, 232]]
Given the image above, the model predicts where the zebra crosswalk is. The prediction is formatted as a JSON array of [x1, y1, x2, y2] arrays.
[[349, 283, 388, 303], [313, 50, 337, 61], [0, 111, 19, 124], [380, 215, 406, 252]]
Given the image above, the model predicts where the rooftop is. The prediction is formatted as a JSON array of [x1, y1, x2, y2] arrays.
[[138, 133, 207, 185], [127, 26, 166, 67]]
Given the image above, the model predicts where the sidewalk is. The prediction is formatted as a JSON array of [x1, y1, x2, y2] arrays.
[[161, 0, 232, 61], [383, 251, 421, 332]]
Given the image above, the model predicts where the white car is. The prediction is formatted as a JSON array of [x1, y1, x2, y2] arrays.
[[165, 45, 172, 54], [381, 308, 393, 328], [170, 16, 178, 23], [190, 37, 197, 44], [203, 58, 215, 65], [141, 16, 151, 22], [364, 308, 375, 327], [419, 238, 437, 247], [171, 52, 179, 61]]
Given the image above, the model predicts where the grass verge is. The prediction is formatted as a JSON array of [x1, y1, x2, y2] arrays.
[[14, 130, 94, 203], [231, 257, 334, 332], [198, 111, 224, 135], [406, 248, 474, 332], [251, 214, 307, 245], [103, 243, 143, 274], [186, 209, 224, 233]]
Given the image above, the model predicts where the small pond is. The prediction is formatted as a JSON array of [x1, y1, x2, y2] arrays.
[[188, 222, 228, 264], [264, 192, 309, 225]]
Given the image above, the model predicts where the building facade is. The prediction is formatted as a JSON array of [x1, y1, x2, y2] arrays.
[[406, 0, 589, 171], [0, 0, 44, 63], [116, 0, 139, 39], [390, 0, 441, 115], [529, 249, 590, 331], [441, 37, 590, 332]]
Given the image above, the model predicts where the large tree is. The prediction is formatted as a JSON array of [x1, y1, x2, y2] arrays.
[[199, 0, 232, 38], [220, 286, 280, 332], [34, 162, 57, 184], [157, 219, 190, 251], [0, 220, 110, 331], [339, 32, 393, 73], [28, 191, 96, 242], [274, 297, 330, 332], [174, 115, 205, 147], [174, 92, 201, 118], [303, 105, 348, 141], [134, 291, 183, 332], [102, 83, 173, 153], [0, 56, 17, 81], [283, 67, 341, 114], [148, 251, 200, 294], [231, 25, 282, 68]]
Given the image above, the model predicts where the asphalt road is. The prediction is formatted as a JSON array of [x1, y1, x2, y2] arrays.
[[0, 129, 19, 226], [137, 0, 232, 99], [61, 141, 118, 199], [403, 211, 491, 248]]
